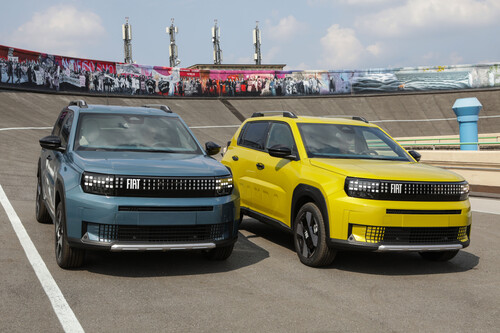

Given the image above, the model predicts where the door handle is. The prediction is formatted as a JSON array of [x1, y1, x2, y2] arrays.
[[47, 155, 53, 161], [232, 155, 239, 161], [256, 163, 265, 170]]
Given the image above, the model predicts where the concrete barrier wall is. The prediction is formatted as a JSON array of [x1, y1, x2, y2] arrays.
[[2, 88, 500, 143]]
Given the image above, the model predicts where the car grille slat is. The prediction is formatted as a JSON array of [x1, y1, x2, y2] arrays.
[[378, 181, 467, 201], [88, 222, 231, 243], [365, 226, 468, 244], [114, 176, 219, 198]]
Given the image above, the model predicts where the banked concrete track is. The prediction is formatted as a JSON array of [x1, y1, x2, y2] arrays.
[[1, 88, 500, 146], [1, 89, 500, 332]]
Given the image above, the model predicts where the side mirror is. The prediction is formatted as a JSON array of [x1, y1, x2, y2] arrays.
[[408, 150, 421, 162], [40, 135, 65, 152], [268, 145, 296, 160], [205, 141, 221, 156]]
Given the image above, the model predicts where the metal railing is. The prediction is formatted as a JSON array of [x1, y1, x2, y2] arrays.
[[392, 136, 500, 150]]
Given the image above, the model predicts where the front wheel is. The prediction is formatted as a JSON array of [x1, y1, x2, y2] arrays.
[[419, 250, 459, 262], [293, 202, 336, 267], [55, 202, 85, 268], [204, 244, 234, 261]]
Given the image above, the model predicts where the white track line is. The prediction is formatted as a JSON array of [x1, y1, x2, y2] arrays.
[[470, 197, 500, 215], [0, 185, 84, 333]]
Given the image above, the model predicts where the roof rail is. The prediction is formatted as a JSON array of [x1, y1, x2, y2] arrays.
[[322, 115, 369, 123], [251, 111, 298, 119], [69, 100, 88, 108], [142, 104, 173, 113]]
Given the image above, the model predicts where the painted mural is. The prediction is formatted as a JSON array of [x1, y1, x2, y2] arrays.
[[1, 44, 499, 97]]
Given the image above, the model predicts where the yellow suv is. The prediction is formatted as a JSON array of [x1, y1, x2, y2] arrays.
[[222, 112, 471, 267]]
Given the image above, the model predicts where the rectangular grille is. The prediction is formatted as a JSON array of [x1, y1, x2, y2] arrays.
[[378, 181, 467, 201], [115, 176, 217, 197], [365, 226, 385, 243], [365, 226, 468, 244], [87, 222, 231, 243]]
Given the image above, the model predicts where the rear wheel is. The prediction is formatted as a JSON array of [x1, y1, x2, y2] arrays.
[[35, 173, 52, 224], [419, 250, 459, 262], [293, 202, 336, 267], [55, 201, 84, 268], [205, 244, 234, 261]]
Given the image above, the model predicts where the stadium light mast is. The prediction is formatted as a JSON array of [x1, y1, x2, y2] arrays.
[[122, 17, 133, 64], [253, 21, 262, 65], [166, 18, 180, 67], [212, 19, 223, 65]]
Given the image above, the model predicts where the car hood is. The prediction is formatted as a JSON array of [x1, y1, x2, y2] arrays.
[[309, 158, 464, 182], [72, 151, 229, 177]]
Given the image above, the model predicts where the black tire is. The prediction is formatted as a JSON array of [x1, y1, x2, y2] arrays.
[[293, 202, 336, 267], [419, 250, 459, 262], [55, 201, 84, 268], [36, 173, 52, 224], [205, 244, 234, 261]]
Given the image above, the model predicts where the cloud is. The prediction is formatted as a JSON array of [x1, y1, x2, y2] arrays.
[[266, 15, 306, 41], [318, 24, 368, 69], [356, 0, 500, 37], [7, 6, 105, 57]]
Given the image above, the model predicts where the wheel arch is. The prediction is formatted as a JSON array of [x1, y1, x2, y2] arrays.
[[291, 184, 330, 236]]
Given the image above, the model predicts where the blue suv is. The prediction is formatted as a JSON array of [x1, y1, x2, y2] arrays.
[[36, 100, 239, 268]]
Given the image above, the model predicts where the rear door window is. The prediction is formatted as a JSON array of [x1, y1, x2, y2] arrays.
[[238, 121, 270, 150]]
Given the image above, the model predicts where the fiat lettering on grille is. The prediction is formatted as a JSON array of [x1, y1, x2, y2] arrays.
[[126, 179, 141, 190], [391, 183, 402, 194]]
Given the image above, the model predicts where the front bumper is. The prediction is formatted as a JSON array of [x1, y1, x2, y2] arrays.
[[64, 186, 240, 251], [328, 238, 469, 252], [326, 196, 472, 252]]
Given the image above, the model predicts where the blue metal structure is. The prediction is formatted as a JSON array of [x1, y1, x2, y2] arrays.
[[452, 97, 483, 150]]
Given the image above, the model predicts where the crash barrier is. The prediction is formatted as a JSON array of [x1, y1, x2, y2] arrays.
[[396, 135, 500, 150], [3, 44, 500, 98]]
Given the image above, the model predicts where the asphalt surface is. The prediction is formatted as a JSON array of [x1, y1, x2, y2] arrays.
[[1, 96, 500, 332]]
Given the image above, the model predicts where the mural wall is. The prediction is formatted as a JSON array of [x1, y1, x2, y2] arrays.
[[1, 44, 500, 97]]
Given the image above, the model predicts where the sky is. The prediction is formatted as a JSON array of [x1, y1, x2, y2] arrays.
[[1, 0, 499, 71]]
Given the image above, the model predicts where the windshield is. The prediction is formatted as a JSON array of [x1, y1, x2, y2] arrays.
[[74, 113, 202, 154], [298, 123, 411, 161]]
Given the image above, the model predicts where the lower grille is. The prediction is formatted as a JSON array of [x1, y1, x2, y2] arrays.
[[86, 222, 231, 243], [365, 226, 468, 244]]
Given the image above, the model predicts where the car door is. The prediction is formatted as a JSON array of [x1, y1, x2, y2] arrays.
[[254, 121, 300, 226], [41, 110, 73, 214], [228, 121, 270, 211]]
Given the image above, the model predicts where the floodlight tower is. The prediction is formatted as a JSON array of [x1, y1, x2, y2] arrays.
[[122, 17, 133, 64], [212, 19, 223, 65], [253, 21, 262, 65], [166, 18, 180, 67]]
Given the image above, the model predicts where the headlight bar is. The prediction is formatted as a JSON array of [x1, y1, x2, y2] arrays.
[[345, 177, 469, 201], [81, 172, 233, 197]]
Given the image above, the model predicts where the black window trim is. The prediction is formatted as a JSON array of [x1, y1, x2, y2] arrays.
[[265, 121, 300, 160], [237, 120, 270, 152]]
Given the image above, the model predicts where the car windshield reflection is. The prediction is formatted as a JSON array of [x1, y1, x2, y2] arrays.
[[298, 123, 410, 161]]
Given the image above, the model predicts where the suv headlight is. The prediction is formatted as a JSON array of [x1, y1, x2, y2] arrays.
[[460, 182, 470, 200], [215, 176, 233, 196], [82, 172, 116, 196], [345, 177, 381, 199]]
